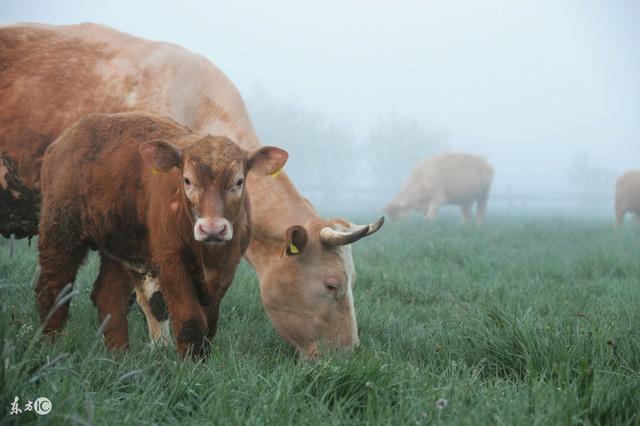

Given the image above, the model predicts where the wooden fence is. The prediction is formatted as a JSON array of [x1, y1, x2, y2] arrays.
[[298, 187, 615, 217]]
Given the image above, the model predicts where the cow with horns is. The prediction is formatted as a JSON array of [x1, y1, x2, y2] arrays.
[[0, 23, 384, 357]]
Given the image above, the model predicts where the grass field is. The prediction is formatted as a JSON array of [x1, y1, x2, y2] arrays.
[[1, 216, 639, 425]]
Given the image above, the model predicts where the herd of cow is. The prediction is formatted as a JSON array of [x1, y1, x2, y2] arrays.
[[386, 156, 640, 227], [1, 23, 639, 359]]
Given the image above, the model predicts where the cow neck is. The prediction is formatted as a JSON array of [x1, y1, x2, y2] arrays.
[[244, 170, 319, 273]]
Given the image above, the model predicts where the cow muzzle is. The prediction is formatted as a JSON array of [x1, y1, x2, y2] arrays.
[[194, 217, 233, 243]]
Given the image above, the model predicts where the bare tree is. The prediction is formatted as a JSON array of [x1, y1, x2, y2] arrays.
[[567, 150, 615, 192], [246, 90, 360, 205], [246, 91, 448, 211], [364, 112, 448, 192]]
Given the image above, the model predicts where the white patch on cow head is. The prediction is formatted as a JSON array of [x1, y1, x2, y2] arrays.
[[194, 217, 233, 243]]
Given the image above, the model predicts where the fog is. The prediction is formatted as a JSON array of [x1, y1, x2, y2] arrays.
[[3, 0, 639, 215]]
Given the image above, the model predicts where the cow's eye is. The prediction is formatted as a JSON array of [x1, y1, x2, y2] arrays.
[[325, 282, 338, 292], [183, 177, 191, 185], [236, 178, 244, 187]]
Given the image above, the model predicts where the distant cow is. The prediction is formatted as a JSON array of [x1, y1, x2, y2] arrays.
[[0, 23, 384, 357], [615, 170, 640, 226], [384, 153, 494, 225], [36, 112, 287, 357]]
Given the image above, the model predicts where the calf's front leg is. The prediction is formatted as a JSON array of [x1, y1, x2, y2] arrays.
[[158, 262, 208, 358], [201, 273, 235, 341]]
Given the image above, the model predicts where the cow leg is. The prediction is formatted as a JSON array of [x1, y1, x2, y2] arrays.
[[202, 277, 234, 341], [90, 254, 134, 351], [425, 198, 443, 221], [134, 274, 172, 347], [460, 204, 472, 224], [476, 197, 489, 227], [615, 206, 625, 227], [158, 264, 208, 358], [35, 233, 88, 334], [203, 301, 221, 341]]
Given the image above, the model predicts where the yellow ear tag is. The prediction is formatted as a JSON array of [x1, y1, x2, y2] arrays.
[[151, 167, 159, 175], [289, 241, 299, 254], [270, 167, 282, 178]]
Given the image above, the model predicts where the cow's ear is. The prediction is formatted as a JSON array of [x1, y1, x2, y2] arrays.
[[139, 140, 182, 173], [247, 146, 288, 176], [282, 225, 308, 256]]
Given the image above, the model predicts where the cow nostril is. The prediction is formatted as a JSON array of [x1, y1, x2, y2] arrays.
[[217, 224, 227, 237], [197, 223, 206, 235]]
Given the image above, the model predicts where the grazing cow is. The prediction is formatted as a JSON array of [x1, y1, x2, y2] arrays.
[[384, 153, 494, 226], [0, 23, 383, 357], [37, 112, 287, 357], [615, 170, 640, 226]]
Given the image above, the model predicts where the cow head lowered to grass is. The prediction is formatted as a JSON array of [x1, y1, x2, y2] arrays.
[[252, 216, 384, 357], [36, 112, 287, 358]]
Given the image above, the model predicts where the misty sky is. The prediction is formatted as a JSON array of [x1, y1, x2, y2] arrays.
[[2, 0, 639, 194]]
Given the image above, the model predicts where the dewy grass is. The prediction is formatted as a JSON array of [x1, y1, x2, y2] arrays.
[[1, 215, 639, 424]]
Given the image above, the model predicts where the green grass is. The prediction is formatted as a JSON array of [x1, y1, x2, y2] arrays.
[[1, 216, 639, 425]]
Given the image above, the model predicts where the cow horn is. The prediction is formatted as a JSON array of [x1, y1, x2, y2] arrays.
[[320, 216, 385, 247], [363, 216, 385, 236]]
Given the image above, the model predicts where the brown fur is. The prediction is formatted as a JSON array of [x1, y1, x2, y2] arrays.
[[0, 24, 135, 236], [36, 112, 264, 357], [1, 23, 382, 356]]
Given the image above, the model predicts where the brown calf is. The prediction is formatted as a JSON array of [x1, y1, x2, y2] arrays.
[[36, 112, 287, 357]]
